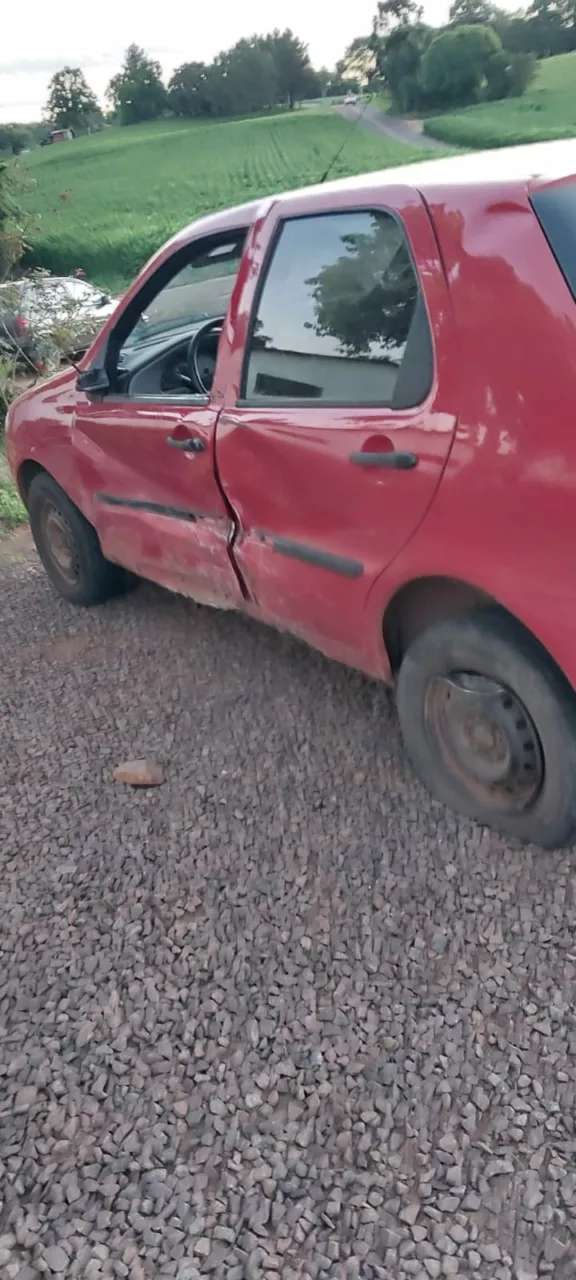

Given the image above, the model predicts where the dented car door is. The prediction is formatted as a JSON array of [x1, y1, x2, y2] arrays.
[[214, 187, 458, 668]]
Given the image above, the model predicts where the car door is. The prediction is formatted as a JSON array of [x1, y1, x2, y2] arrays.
[[72, 232, 247, 610], [214, 186, 458, 669]]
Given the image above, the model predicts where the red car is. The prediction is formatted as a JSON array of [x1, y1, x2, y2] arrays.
[[7, 139, 576, 848]]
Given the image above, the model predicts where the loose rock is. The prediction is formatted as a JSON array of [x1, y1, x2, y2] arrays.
[[112, 758, 165, 786]]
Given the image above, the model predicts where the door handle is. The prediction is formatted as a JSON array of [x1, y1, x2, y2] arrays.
[[167, 435, 206, 453], [349, 451, 418, 470]]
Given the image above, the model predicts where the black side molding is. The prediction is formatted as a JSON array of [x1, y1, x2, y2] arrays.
[[350, 451, 418, 469], [271, 537, 363, 579], [96, 493, 196, 521]]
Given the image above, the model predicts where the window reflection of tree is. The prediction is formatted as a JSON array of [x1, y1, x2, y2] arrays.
[[304, 216, 418, 359]]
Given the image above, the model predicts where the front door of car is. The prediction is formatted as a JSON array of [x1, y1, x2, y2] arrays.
[[215, 190, 458, 670], [72, 232, 247, 609]]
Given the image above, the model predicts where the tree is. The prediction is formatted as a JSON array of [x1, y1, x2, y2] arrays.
[[380, 23, 434, 110], [214, 40, 279, 115], [375, 0, 424, 35], [525, 0, 576, 53], [0, 126, 32, 156], [44, 67, 101, 133], [371, 0, 429, 99], [420, 23, 506, 106], [107, 45, 167, 126], [508, 49, 537, 94], [305, 217, 417, 357], [339, 35, 380, 83], [449, 0, 505, 23], [314, 67, 334, 97], [169, 41, 280, 118], [168, 62, 213, 117], [259, 29, 315, 108], [528, 0, 576, 26]]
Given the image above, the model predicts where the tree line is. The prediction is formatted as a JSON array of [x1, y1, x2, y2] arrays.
[[3, 0, 575, 153], [343, 0, 576, 114], [33, 32, 349, 140]]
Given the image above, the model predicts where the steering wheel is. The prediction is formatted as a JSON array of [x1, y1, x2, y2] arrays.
[[187, 317, 224, 396]]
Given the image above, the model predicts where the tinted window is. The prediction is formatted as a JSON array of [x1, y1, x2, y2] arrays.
[[531, 183, 576, 301], [244, 210, 428, 406]]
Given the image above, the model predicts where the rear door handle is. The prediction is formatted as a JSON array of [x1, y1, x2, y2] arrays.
[[167, 435, 206, 453], [349, 451, 418, 470]]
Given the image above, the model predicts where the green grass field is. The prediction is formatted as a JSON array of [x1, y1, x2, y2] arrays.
[[425, 51, 576, 149], [22, 111, 431, 292]]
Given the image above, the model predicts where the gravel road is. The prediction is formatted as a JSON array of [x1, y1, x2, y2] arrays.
[[338, 104, 446, 152], [1, 537, 576, 1280]]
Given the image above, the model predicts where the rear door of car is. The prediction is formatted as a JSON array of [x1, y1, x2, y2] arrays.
[[214, 184, 459, 668]]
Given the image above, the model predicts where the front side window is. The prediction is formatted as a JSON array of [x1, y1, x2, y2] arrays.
[[243, 210, 429, 407], [124, 234, 246, 351]]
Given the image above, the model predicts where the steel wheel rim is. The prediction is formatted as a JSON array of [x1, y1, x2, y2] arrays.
[[41, 503, 80, 586], [425, 671, 544, 814]]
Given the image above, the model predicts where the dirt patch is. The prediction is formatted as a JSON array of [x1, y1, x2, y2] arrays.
[[40, 632, 95, 662], [0, 522, 35, 564]]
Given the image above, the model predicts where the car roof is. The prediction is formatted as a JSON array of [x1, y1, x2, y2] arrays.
[[288, 137, 576, 201], [23, 276, 94, 289], [0, 276, 97, 300]]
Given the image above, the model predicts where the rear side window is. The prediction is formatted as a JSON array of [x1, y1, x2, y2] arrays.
[[242, 210, 433, 409], [531, 183, 576, 300]]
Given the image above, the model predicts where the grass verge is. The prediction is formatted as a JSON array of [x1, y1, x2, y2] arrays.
[[425, 51, 576, 149], [0, 457, 26, 536]]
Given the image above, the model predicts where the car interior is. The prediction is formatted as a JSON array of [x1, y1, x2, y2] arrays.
[[117, 318, 224, 399], [112, 233, 247, 400]]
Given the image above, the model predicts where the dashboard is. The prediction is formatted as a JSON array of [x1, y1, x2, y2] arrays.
[[116, 319, 221, 399]]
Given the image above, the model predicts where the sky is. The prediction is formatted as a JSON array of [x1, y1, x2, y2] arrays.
[[0, 0, 500, 123]]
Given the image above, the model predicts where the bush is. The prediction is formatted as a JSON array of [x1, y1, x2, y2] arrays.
[[420, 24, 506, 107], [0, 126, 33, 156], [0, 354, 19, 434], [0, 472, 26, 532], [380, 24, 434, 112], [484, 48, 511, 100], [0, 357, 27, 536], [508, 51, 537, 97], [0, 158, 30, 279], [1, 269, 107, 445]]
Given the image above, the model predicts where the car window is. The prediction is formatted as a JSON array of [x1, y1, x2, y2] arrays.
[[124, 234, 246, 350], [243, 210, 427, 406], [531, 182, 576, 302]]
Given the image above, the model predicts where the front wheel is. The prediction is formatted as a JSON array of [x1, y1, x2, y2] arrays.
[[396, 608, 576, 848], [28, 472, 127, 606]]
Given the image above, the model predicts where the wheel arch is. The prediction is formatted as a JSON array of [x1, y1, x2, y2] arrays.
[[17, 459, 50, 506], [382, 574, 573, 694]]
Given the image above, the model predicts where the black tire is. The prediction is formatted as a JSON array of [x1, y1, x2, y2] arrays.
[[28, 472, 126, 606], [396, 607, 576, 849]]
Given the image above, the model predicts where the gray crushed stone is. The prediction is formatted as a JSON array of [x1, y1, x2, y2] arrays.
[[1, 547, 575, 1279]]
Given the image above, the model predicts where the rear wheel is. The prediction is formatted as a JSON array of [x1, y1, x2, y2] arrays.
[[396, 608, 576, 848], [28, 472, 126, 606]]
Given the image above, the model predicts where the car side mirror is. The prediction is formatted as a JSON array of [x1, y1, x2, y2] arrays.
[[76, 366, 109, 397]]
